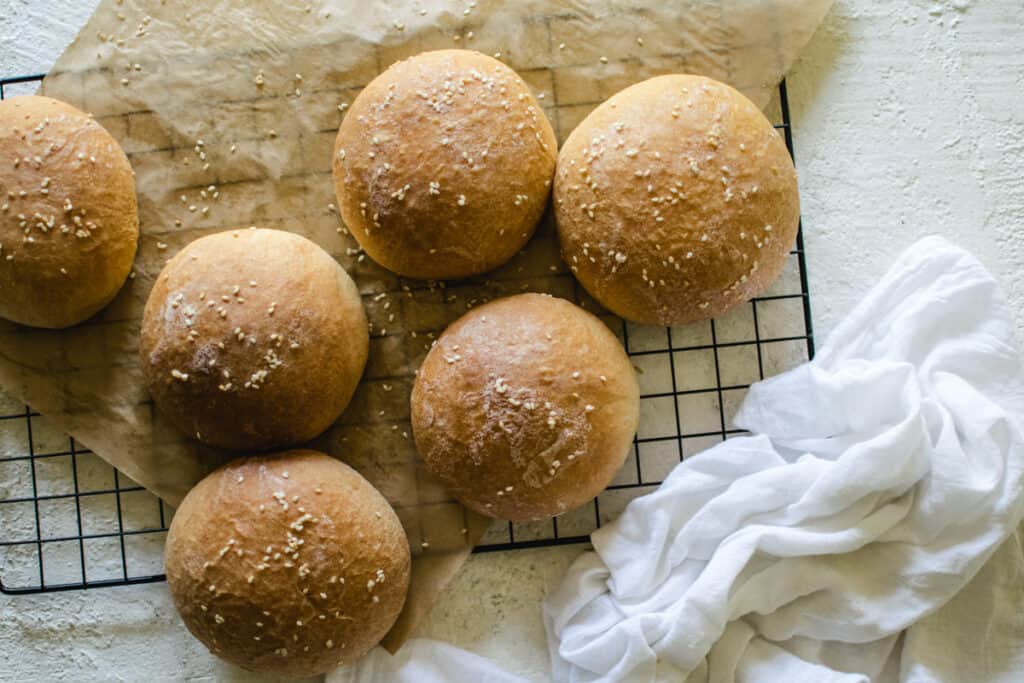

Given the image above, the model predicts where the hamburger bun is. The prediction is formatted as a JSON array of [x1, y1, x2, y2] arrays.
[[554, 74, 800, 325], [333, 49, 557, 280], [411, 293, 639, 522], [0, 95, 138, 327], [140, 228, 368, 450], [165, 449, 411, 677]]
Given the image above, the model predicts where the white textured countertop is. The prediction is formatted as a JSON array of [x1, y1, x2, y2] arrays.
[[2, 1, 1024, 681]]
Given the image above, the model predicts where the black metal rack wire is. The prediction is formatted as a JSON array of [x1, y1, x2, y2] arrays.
[[0, 73, 813, 594]]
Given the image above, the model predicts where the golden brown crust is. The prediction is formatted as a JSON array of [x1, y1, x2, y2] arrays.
[[139, 228, 368, 450], [411, 293, 639, 522], [554, 75, 800, 326], [333, 49, 557, 280], [0, 95, 138, 328], [165, 449, 411, 677]]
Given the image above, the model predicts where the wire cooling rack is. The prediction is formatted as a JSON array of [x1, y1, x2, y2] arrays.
[[0, 73, 813, 593]]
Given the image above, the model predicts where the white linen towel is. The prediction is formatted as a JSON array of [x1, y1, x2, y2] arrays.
[[330, 236, 1024, 682]]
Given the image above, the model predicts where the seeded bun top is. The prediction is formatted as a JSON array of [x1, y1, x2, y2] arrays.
[[139, 228, 368, 450], [333, 49, 557, 280], [165, 450, 411, 677], [411, 293, 640, 522], [554, 74, 800, 325], [0, 95, 138, 328]]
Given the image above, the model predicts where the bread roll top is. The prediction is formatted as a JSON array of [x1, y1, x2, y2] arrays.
[[165, 449, 411, 677], [140, 228, 368, 450], [334, 49, 557, 280], [0, 95, 138, 328], [555, 74, 800, 325], [412, 293, 639, 521]]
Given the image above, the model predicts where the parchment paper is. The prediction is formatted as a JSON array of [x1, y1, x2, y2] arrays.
[[3, 0, 832, 650]]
